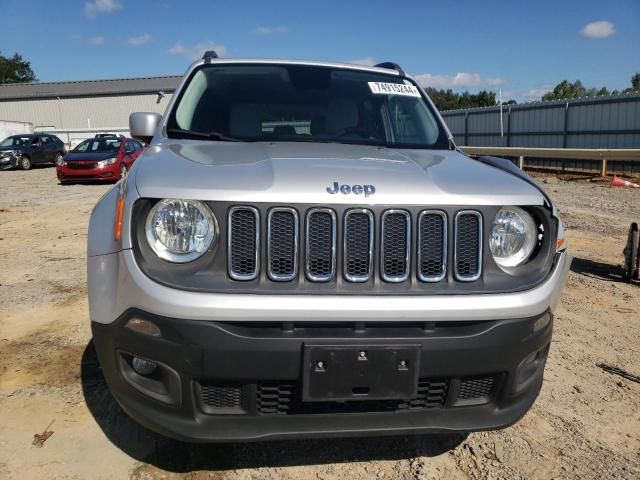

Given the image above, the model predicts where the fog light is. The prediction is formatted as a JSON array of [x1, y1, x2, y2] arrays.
[[125, 318, 161, 337], [132, 356, 157, 376]]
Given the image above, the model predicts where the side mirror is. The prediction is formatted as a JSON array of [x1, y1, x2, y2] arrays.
[[129, 112, 162, 144]]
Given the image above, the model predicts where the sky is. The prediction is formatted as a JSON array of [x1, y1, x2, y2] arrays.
[[1, 0, 639, 102]]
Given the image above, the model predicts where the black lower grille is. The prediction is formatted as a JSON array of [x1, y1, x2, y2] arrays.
[[457, 376, 495, 400], [199, 383, 243, 410], [67, 161, 98, 169], [256, 378, 448, 415]]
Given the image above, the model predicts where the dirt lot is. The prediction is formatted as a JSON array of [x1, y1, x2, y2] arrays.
[[1, 167, 639, 480]]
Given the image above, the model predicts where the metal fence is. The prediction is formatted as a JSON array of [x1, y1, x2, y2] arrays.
[[441, 92, 640, 150]]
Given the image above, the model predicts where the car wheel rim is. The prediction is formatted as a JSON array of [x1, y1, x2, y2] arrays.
[[120, 165, 127, 177], [22, 158, 30, 168]]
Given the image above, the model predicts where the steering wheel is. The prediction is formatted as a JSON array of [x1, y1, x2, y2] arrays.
[[331, 127, 375, 140]]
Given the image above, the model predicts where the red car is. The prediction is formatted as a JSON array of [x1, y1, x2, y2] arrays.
[[56, 135, 145, 184]]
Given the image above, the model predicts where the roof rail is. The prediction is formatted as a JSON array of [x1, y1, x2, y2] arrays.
[[374, 62, 405, 76], [202, 50, 219, 61]]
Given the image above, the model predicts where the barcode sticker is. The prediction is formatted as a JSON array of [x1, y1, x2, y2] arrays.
[[368, 82, 421, 97]]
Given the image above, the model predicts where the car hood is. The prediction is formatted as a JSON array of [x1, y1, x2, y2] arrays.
[[133, 141, 546, 206], [65, 151, 118, 161]]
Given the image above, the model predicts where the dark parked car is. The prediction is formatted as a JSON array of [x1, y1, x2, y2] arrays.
[[0, 134, 66, 170], [56, 136, 145, 184]]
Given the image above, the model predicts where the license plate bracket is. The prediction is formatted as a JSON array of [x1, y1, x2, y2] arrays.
[[302, 344, 420, 402]]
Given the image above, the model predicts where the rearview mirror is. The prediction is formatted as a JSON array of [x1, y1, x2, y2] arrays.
[[129, 112, 162, 144]]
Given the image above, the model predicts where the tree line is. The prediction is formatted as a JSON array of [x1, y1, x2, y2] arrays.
[[0, 51, 638, 112]]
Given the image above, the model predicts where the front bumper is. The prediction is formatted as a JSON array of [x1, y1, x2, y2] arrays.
[[88, 249, 572, 325], [57, 163, 119, 182], [0, 154, 19, 170], [92, 310, 553, 442]]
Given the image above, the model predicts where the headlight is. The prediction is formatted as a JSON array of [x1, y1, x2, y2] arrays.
[[489, 206, 537, 269], [145, 199, 217, 263], [97, 157, 117, 167]]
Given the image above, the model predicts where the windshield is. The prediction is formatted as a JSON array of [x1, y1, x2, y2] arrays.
[[73, 138, 122, 153], [0, 136, 30, 147], [168, 64, 448, 149]]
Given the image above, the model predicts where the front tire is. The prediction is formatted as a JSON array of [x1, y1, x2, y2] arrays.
[[19, 155, 32, 170]]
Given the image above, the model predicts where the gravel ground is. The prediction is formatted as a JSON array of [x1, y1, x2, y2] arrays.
[[0, 167, 639, 480]]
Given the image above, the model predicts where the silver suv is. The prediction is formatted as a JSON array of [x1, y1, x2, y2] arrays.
[[88, 52, 571, 442]]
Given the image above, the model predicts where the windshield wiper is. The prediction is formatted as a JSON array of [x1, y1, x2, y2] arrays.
[[166, 127, 244, 142]]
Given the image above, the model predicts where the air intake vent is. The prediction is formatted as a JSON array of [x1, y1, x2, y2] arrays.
[[305, 208, 336, 282], [456, 376, 496, 405], [267, 208, 298, 281], [199, 383, 243, 412], [454, 211, 482, 281], [343, 209, 374, 282], [228, 206, 259, 281], [417, 211, 447, 282], [381, 210, 410, 282]]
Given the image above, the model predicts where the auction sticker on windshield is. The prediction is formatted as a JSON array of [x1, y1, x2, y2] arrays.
[[368, 82, 421, 97]]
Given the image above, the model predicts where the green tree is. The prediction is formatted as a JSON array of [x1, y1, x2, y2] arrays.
[[425, 87, 501, 111], [623, 72, 640, 93], [0, 52, 37, 83]]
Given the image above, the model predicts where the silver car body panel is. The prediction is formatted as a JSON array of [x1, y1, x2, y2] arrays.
[[88, 249, 571, 325], [132, 142, 545, 207]]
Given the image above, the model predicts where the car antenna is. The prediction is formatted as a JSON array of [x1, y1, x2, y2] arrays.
[[202, 50, 218, 64], [374, 62, 405, 77]]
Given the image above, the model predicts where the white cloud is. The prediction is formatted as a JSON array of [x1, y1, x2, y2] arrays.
[[84, 0, 122, 17], [89, 36, 105, 45], [168, 41, 227, 61], [580, 20, 616, 39], [524, 86, 553, 101], [414, 72, 505, 89], [349, 57, 376, 66], [128, 33, 152, 46], [252, 26, 288, 35]]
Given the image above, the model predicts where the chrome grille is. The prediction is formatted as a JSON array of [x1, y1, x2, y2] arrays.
[[226, 206, 483, 284], [267, 208, 298, 281], [417, 211, 447, 282], [305, 208, 337, 282], [228, 206, 260, 281], [454, 211, 482, 281], [343, 209, 374, 282], [381, 210, 410, 282]]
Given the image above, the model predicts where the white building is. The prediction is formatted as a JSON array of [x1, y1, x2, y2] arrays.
[[0, 76, 180, 146]]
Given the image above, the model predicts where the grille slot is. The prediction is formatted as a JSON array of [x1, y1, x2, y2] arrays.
[[305, 208, 337, 282], [256, 378, 448, 415], [199, 383, 243, 410], [381, 210, 411, 282], [454, 211, 482, 281], [228, 206, 260, 281], [343, 209, 374, 282], [417, 211, 447, 282], [67, 161, 98, 170], [267, 208, 298, 281], [457, 376, 495, 401]]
